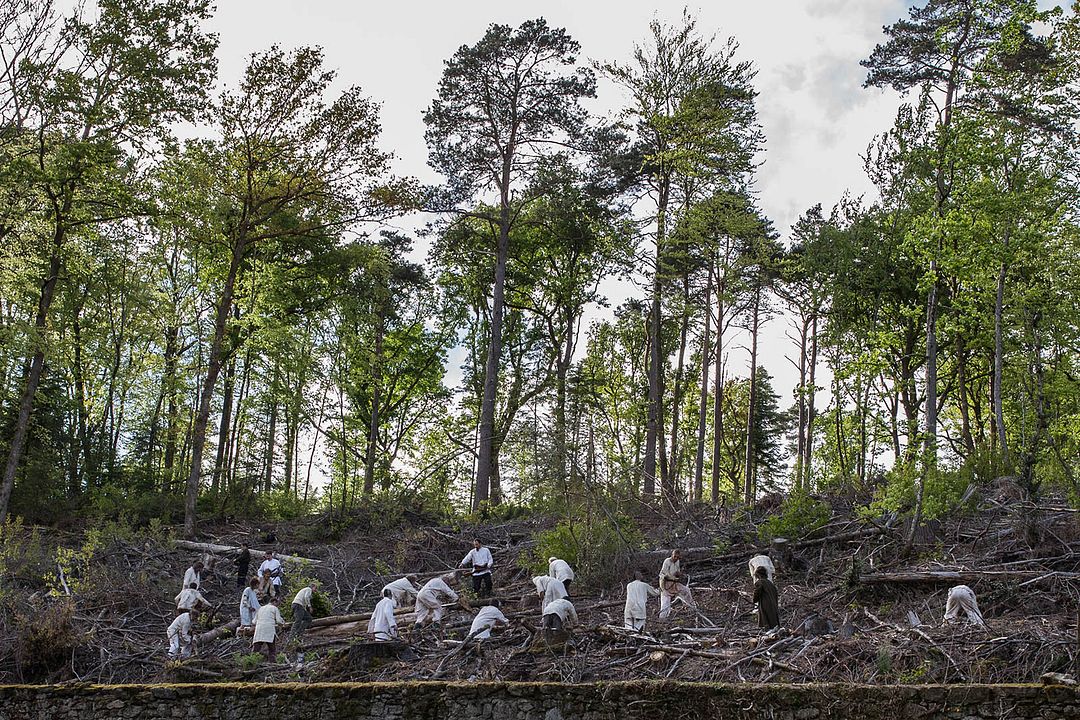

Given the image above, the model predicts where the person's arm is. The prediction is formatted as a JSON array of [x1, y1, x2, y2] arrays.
[[647, 584, 661, 598], [460, 550, 474, 567]]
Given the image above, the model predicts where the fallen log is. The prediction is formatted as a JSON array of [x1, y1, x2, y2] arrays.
[[174, 540, 321, 565], [196, 619, 240, 645], [859, 570, 1080, 585]]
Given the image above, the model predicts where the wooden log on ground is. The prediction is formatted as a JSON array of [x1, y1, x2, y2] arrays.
[[174, 540, 321, 565], [196, 619, 240, 645], [859, 569, 1080, 585]]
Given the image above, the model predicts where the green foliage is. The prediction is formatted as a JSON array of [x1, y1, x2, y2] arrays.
[[0, 519, 49, 602], [758, 492, 831, 541], [532, 516, 644, 589], [871, 463, 973, 521], [49, 531, 102, 598], [237, 652, 263, 670]]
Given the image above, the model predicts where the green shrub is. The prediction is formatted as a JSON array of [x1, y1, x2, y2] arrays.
[[237, 652, 263, 670], [758, 492, 830, 540], [532, 516, 644, 590], [870, 462, 972, 521]]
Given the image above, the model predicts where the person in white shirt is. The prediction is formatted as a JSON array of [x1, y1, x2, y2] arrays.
[[239, 577, 261, 626], [748, 554, 776, 582], [257, 551, 283, 598], [624, 571, 660, 631], [289, 581, 319, 640], [469, 600, 508, 640], [367, 589, 398, 641], [542, 597, 578, 632], [166, 609, 198, 659], [175, 583, 209, 614], [548, 557, 575, 595], [382, 575, 420, 607], [460, 538, 494, 598], [181, 561, 203, 593], [658, 549, 696, 620], [532, 575, 567, 608], [944, 585, 984, 625], [252, 597, 285, 660], [414, 573, 470, 634]]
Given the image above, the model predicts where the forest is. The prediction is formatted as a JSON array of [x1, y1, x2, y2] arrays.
[[0, 0, 1078, 543]]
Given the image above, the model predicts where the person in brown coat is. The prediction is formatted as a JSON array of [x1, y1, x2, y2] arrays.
[[753, 566, 780, 629]]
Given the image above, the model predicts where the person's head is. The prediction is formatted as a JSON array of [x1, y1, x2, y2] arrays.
[[189, 609, 200, 620], [473, 538, 482, 550], [443, 573, 459, 587], [671, 549, 681, 561], [406, 574, 418, 584], [309, 581, 319, 590], [548, 556, 558, 564], [249, 577, 260, 589], [270, 596, 281, 605], [488, 599, 501, 609], [241, 543, 248, 550], [188, 582, 198, 590], [383, 588, 393, 599], [755, 566, 768, 580], [633, 570, 644, 582], [264, 551, 273, 559], [193, 561, 204, 571]]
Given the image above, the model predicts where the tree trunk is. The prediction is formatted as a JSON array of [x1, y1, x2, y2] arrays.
[[264, 362, 279, 493], [183, 238, 246, 538], [210, 352, 236, 494], [0, 203, 69, 525], [162, 324, 181, 494], [474, 155, 514, 510], [711, 280, 726, 502], [363, 311, 386, 497], [742, 286, 760, 505], [665, 276, 690, 504], [644, 185, 669, 499], [804, 314, 818, 488], [693, 270, 712, 503], [993, 233, 1009, 462]]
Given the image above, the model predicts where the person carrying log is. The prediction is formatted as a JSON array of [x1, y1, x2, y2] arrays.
[[239, 577, 261, 627], [414, 573, 470, 634], [944, 584, 984, 625], [181, 561, 203, 593], [175, 582, 210, 614], [753, 565, 780, 629], [469, 599, 508, 640], [367, 588, 399, 641], [748, 553, 776, 582], [289, 581, 319, 641], [624, 571, 660, 632], [252, 596, 285, 660], [658, 549, 696, 620], [235, 544, 251, 588], [532, 574, 568, 608], [382, 575, 420, 607], [548, 557, 575, 595], [542, 597, 578, 633], [460, 538, 494, 598], [166, 609, 198, 659]]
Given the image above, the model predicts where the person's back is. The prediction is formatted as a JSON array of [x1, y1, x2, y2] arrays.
[[753, 568, 780, 629], [469, 603, 508, 639], [543, 597, 578, 629], [368, 592, 398, 640]]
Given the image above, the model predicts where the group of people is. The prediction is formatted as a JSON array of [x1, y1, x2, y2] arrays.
[[168, 537, 987, 661], [166, 545, 320, 661]]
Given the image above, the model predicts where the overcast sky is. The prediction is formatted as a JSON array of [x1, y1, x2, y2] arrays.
[[196, 1, 1069, 477]]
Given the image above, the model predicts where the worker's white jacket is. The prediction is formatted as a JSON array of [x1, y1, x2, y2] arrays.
[[548, 558, 574, 583], [624, 580, 660, 620], [417, 577, 458, 607], [469, 605, 508, 639], [175, 587, 207, 611], [748, 555, 775, 581], [258, 558, 282, 586], [167, 612, 193, 643], [382, 577, 418, 606], [252, 604, 284, 644], [239, 587, 260, 625], [182, 566, 201, 592], [542, 598, 578, 627], [461, 547, 494, 576], [292, 586, 314, 610], [367, 596, 398, 640]]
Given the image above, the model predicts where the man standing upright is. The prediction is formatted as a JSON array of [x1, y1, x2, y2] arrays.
[[658, 549, 696, 620], [235, 544, 251, 588], [460, 538, 494, 598]]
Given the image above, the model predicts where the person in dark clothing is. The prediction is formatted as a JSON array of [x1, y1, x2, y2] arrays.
[[235, 544, 251, 588], [753, 566, 780, 629]]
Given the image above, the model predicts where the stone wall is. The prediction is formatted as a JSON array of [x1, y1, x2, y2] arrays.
[[1, 681, 1078, 720]]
